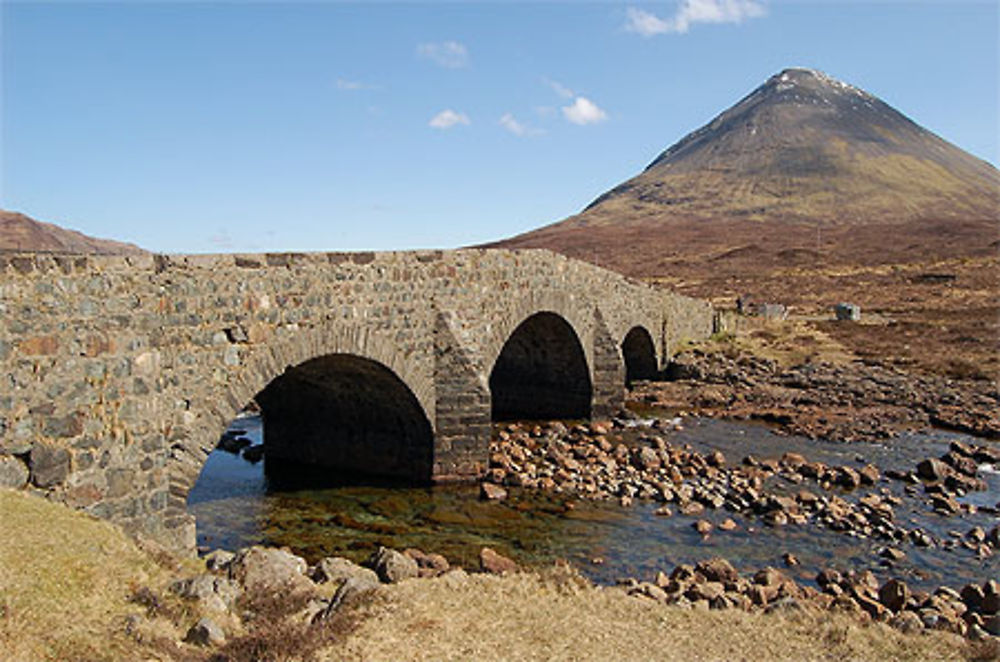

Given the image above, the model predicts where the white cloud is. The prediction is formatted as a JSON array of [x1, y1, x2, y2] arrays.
[[336, 78, 379, 91], [543, 77, 575, 99], [417, 41, 469, 69], [562, 97, 608, 126], [499, 113, 543, 137], [625, 1, 766, 36], [429, 109, 471, 129]]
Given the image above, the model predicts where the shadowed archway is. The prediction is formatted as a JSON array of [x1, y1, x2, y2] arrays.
[[255, 353, 434, 483], [621, 326, 658, 386], [489, 312, 592, 421]]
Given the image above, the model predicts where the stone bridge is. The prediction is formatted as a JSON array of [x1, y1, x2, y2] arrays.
[[0, 249, 713, 552]]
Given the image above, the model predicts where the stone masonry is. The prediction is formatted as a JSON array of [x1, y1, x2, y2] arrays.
[[0, 248, 713, 552]]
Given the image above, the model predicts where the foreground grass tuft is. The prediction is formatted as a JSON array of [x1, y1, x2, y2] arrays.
[[0, 489, 191, 661], [327, 567, 983, 662]]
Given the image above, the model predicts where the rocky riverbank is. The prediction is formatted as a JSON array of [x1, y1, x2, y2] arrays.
[[631, 349, 1000, 442], [485, 418, 999, 557], [3, 487, 995, 661], [162, 539, 998, 656]]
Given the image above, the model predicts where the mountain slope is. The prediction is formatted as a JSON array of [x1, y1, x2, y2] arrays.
[[489, 68, 999, 380], [0, 210, 145, 255], [492, 68, 999, 278]]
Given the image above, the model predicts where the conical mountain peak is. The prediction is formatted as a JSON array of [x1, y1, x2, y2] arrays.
[[492, 67, 998, 274]]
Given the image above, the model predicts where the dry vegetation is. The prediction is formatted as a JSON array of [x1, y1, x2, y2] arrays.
[[0, 489, 193, 661], [1, 490, 995, 662], [496, 212, 999, 384], [328, 567, 984, 662]]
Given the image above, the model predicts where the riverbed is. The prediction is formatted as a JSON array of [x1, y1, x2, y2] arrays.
[[188, 415, 998, 591]]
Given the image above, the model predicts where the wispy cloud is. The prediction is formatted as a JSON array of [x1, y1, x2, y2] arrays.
[[499, 113, 543, 137], [417, 41, 470, 69], [429, 109, 471, 129], [543, 77, 575, 99], [336, 78, 380, 91], [562, 97, 608, 126], [625, 0, 766, 36]]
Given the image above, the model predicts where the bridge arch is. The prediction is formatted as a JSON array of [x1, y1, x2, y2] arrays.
[[255, 353, 434, 482], [165, 321, 434, 540], [621, 325, 658, 386], [489, 311, 593, 421]]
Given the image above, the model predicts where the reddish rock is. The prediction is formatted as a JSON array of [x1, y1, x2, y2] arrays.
[[480, 482, 508, 501], [917, 458, 951, 481], [685, 581, 725, 602], [941, 451, 979, 477], [479, 547, 518, 575], [696, 558, 739, 584], [693, 519, 713, 535], [859, 464, 880, 485], [878, 578, 911, 613]]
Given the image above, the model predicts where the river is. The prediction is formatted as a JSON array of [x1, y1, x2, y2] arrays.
[[187, 414, 998, 591]]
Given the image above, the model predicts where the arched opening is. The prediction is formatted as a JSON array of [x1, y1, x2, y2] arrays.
[[621, 326, 658, 386], [255, 353, 434, 484], [489, 312, 592, 421], [185, 352, 434, 553]]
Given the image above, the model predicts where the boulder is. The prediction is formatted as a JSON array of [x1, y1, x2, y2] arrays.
[[878, 578, 910, 613], [480, 482, 508, 501], [693, 519, 713, 535], [368, 547, 419, 583], [404, 548, 450, 577], [859, 464, 880, 486], [184, 618, 225, 647], [685, 581, 725, 602], [479, 547, 518, 575], [916, 458, 951, 482], [696, 558, 739, 584], [203, 549, 235, 573], [171, 574, 241, 613], [942, 450, 979, 477], [241, 445, 264, 463], [315, 575, 381, 622], [229, 546, 312, 594], [961, 583, 985, 612], [889, 610, 924, 634], [312, 557, 378, 586], [982, 580, 1000, 615]]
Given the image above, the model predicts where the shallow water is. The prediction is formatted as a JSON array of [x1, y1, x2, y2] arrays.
[[188, 415, 999, 590]]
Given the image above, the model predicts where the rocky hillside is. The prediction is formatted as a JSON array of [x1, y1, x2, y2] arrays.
[[0, 209, 145, 255]]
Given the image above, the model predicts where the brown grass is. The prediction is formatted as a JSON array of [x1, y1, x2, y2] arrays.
[[0, 489, 196, 661], [324, 567, 976, 662], [1, 490, 993, 662]]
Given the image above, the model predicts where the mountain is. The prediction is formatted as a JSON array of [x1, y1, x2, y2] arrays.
[[490, 68, 999, 279], [0, 210, 145, 255]]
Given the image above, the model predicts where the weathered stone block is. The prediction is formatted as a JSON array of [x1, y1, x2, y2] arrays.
[[29, 443, 71, 488], [43, 412, 84, 438], [19, 335, 60, 356], [0, 455, 29, 488]]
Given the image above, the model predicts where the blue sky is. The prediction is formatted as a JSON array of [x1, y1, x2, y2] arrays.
[[2, 1, 997, 253]]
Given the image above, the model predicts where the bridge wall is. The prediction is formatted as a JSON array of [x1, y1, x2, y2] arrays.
[[0, 249, 712, 552]]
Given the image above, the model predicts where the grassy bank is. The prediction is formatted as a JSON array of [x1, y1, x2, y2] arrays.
[[1, 489, 994, 662]]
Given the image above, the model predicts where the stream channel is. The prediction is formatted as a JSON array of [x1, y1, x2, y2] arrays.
[[188, 414, 998, 591]]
